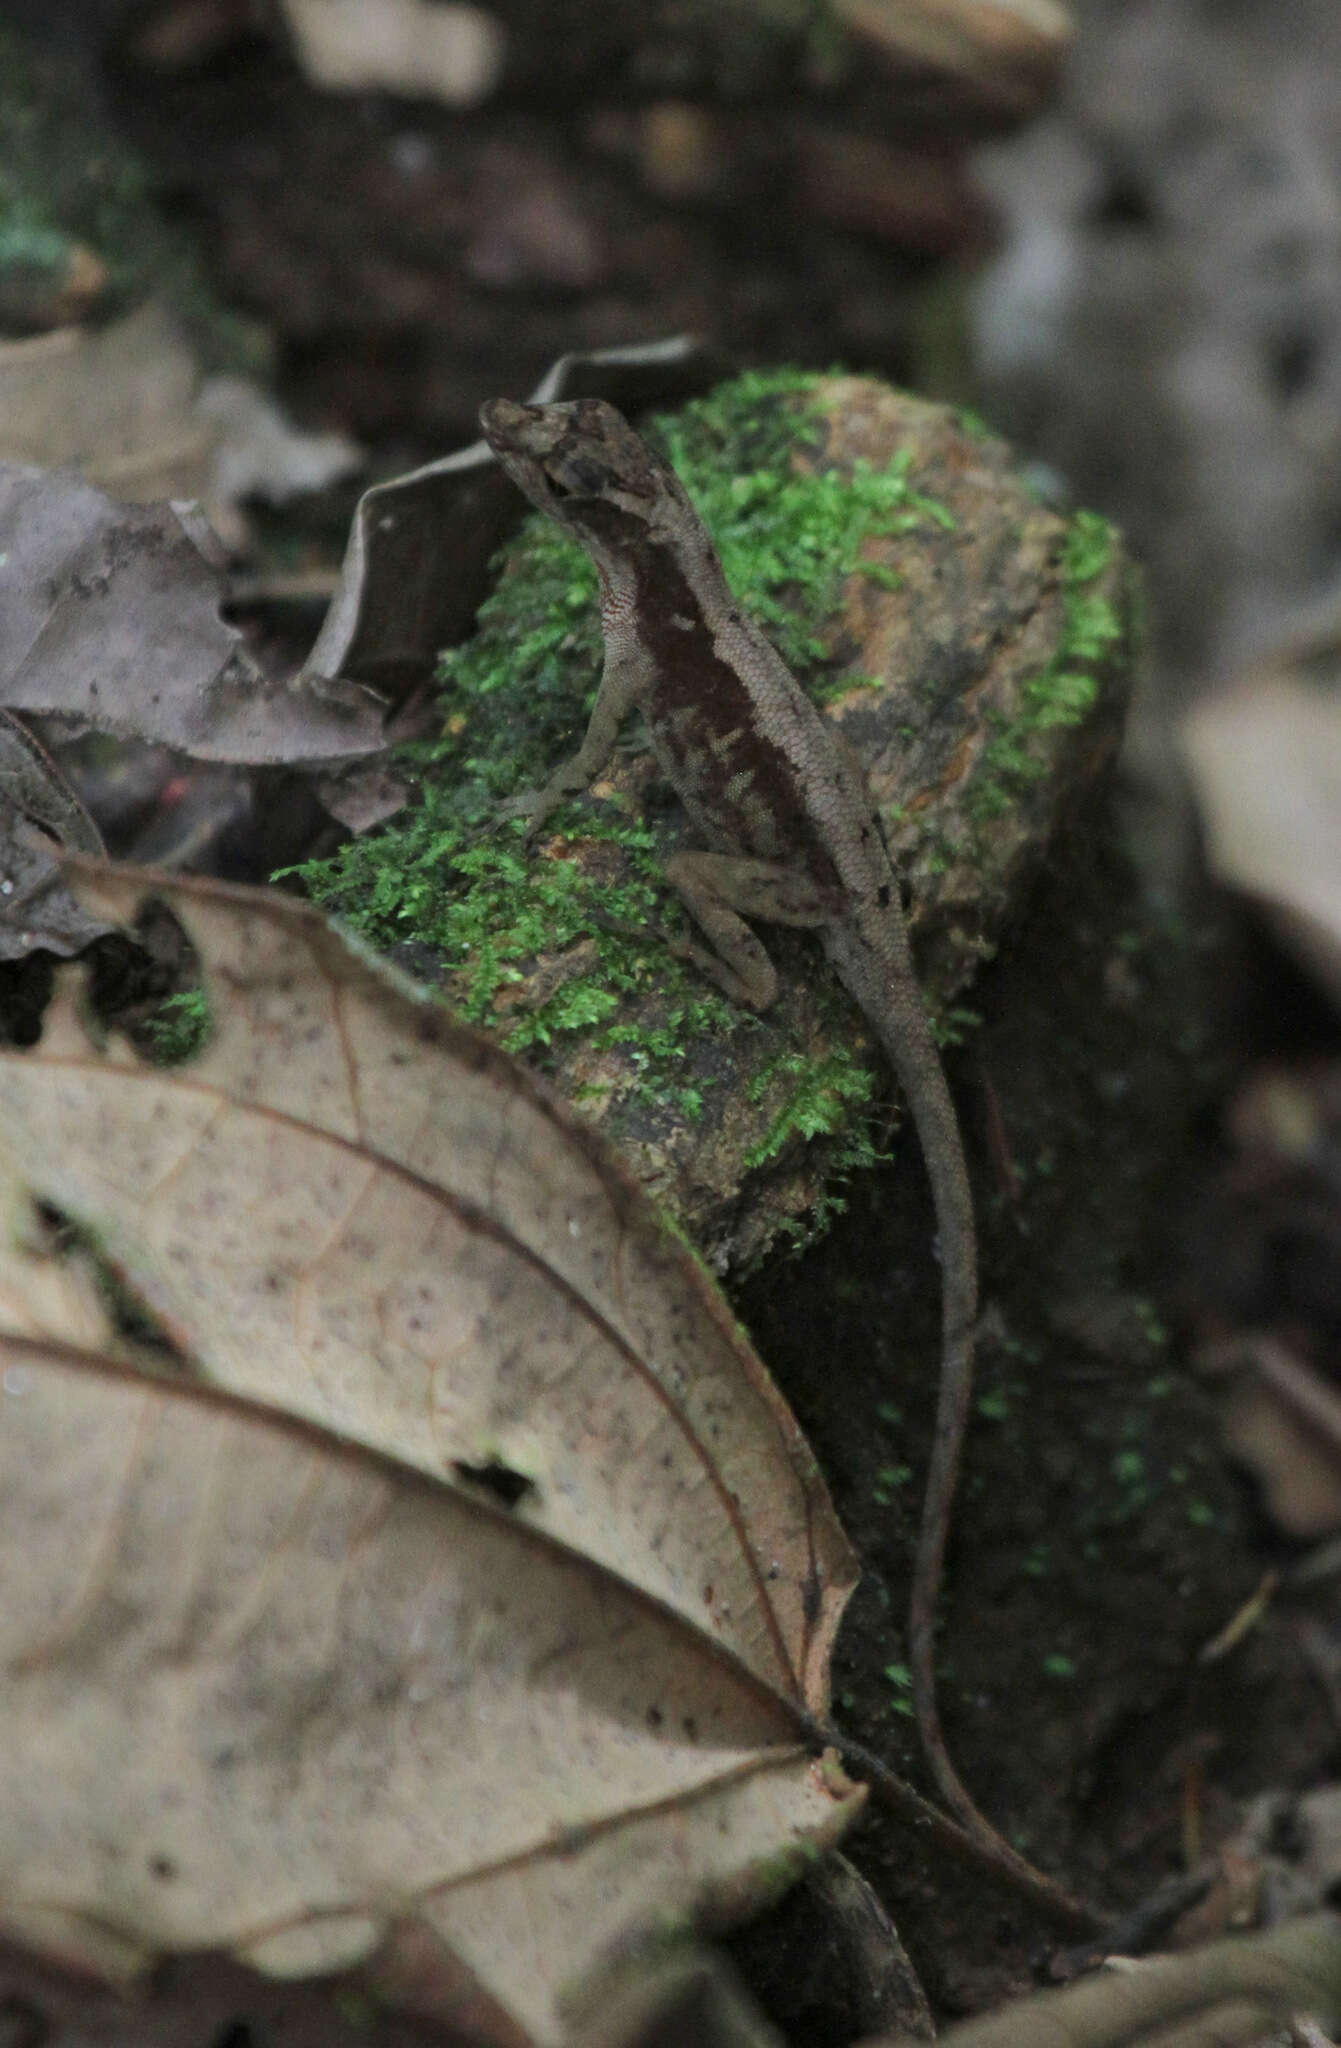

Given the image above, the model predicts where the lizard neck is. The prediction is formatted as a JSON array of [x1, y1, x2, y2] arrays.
[[564, 493, 738, 653]]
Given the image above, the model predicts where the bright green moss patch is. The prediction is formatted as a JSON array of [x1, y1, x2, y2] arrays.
[[292, 369, 956, 1130], [970, 508, 1124, 822], [744, 1048, 879, 1173], [650, 370, 955, 675], [142, 986, 212, 1066]]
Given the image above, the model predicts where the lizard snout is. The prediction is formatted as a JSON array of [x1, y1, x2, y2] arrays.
[[479, 396, 544, 446]]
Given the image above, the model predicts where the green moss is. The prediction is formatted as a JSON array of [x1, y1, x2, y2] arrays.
[[758, 1071, 886, 1245], [969, 508, 1125, 823], [930, 1004, 982, 1051], [649, 369, 954, 676], [881, 1662, 915, 1717], [743, 1047, 878, 1172], [953, 405, 993, 440], [292, 369, 955, 1136], [142, 986, 212, 1066]]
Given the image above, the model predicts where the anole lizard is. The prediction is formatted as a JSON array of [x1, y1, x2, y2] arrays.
[[478, 394, 1023, 1882]]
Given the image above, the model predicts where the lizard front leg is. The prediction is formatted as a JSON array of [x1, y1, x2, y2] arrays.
[[499, 635, 644, 838], [662, 850, 833, 1008]]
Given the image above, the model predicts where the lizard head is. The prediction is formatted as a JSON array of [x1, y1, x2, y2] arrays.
[[479, 396, 686, 539], [479, 395, 730, 618]]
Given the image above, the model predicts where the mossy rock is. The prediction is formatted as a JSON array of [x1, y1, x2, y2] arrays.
[[297, 370, 1137, 1268]]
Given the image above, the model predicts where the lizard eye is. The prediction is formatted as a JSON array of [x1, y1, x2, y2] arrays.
[[549, 455, 607, 498]]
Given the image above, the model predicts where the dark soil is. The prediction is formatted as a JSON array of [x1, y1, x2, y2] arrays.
[[733, 802, 1338, 2024]]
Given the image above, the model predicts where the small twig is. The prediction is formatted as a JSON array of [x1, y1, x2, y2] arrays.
[[800, 1710, 1103, 1936], [1048, 1866, 1217, 1982], [1198, 1571, 1280, 1664], [1200, 1333, 1341, 1460]]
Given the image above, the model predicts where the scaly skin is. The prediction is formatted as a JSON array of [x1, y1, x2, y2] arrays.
[[478, 394, 1030, 1889]]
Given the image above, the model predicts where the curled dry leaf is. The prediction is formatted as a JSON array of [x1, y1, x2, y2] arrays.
[[0, 339, 725, 890], [305, 335, 729, 702], [0, 461, 387, 767], [0, 864, 861, 2047]]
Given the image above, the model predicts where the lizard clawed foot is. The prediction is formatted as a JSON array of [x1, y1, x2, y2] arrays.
[[582, 908, 769, 1008], [497, 774, 599, 842], [495, 787, 551, 839], [583, 905, 671, 947]]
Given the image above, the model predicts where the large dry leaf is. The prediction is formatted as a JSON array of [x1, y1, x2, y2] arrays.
[[0, 862, 854, 1704], [0, 1337, 857, 2046], [0, 865, 861, 2043]]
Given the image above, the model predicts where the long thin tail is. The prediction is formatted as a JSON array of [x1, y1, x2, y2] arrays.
[[826, 913, 1068, 1897], [869, 973, 1059, 1889], [890, 1028, 996, 1841], [902, 1047, 1072, 1901]]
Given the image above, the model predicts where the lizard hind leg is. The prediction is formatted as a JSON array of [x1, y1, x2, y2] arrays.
[[662, 849, 830, 1010]]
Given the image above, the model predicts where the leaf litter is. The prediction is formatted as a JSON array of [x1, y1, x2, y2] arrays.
[[0, 337, 726, 958]]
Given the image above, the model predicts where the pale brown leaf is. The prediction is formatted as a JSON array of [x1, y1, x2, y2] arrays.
[[0, 1337, 857, 2043], [829, 0, 1071, 119], [0, 864, 863, 2044], [0, 302, 361, 522], [0, 303, 210, 503], [279, 0, 505, 105], [3, 862, 855, 1705], [1203, 1334, 1341, 1540]]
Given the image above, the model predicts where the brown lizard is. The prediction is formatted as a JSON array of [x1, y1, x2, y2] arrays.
[[477, 393, 1022, 1881]]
